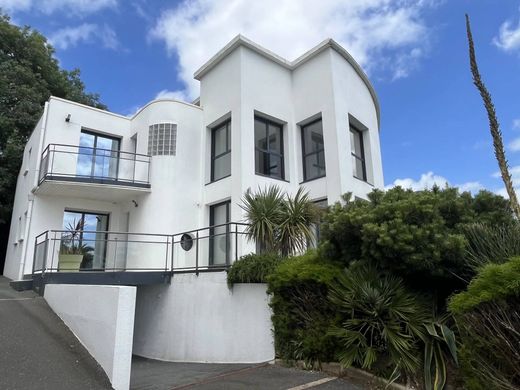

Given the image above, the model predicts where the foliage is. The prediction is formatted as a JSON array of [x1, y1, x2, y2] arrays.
[[449, 257, 520, 389], [266, 251, 342, 364], [241, 185, 319, 256], [0, 14, 105, 265], [60, 218, 93, 255], [328, 266, 426, 377], [320, 187, 514, 301], [421, 317, 458, 390], [461, 222, 520, 271], [465, 14, 520, 219], [449, 256, 520, 315], [226, 252, 282, 287]]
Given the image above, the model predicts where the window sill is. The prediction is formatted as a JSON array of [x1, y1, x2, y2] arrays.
[[255, 173, 290, 183], [353, 175, 373, 186], [299, 175, 326, 184], [205, 174, 231, 186]]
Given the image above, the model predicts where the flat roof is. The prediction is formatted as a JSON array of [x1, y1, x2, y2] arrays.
[[193, 35, 380, 129]]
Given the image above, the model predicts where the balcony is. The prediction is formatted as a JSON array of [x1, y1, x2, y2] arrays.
[[31, 222, 250, 292], [36, 144, 151, 201]]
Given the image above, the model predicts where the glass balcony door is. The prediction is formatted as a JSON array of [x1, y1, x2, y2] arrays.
[[60, 210, 109, 270], [77, 131, 120, 181]]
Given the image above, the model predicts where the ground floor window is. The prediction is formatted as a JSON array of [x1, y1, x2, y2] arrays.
[[309, 199, 328, 248], [60, 210, 109, 270], [209, 201, 230, 265]]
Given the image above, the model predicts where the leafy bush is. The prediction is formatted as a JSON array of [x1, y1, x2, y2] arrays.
[[267, 251, 342, 365], [226, 252, 282, 287], [449, 257, 520, 389], [449, 256, 520, 314], [320, 187, 514, 301], [328, 266, 426, 376]]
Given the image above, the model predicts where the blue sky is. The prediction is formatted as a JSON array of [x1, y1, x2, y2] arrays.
[[2, 0, 520, 195]]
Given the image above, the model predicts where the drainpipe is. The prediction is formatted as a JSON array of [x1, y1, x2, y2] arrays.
[[18, 100, 50, 280]]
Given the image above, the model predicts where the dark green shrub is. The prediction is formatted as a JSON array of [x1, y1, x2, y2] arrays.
[[329, 266, 426, 377], [227, 252, 282, 287], [320, 187, 514, 301], [267, 251, 342, 365], [449, 257, 520, 389]]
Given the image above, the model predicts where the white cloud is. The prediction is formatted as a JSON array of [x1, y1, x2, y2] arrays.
[[508, 137, 520, 152], [49, 23, 120, 50], [155, 89, 190, 102], [0, 0, 31, 13], [0, 0, 116, 15], [493, 13, 520, 52], [386, 171, 483, 193], [150, 0, 437, 99]]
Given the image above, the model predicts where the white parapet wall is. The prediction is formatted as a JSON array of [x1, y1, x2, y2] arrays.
[[133, 272, 275, 363], [44, 284, 136, 390]]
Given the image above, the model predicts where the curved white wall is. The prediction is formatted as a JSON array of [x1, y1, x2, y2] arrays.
[[133, 273, 275, 363]]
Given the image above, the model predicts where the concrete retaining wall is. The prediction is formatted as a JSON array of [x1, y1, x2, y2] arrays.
[[133, 272, 274, 363], [44, 284, 136, 390]]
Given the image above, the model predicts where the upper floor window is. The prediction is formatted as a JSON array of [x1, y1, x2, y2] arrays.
[[211, 121, 231, 181], [255, 116, 284, 180], [301, 119, 326, 181], [350, 125, 367, 181], [148, 123, 177, 156], [78, 130, 120, 180]]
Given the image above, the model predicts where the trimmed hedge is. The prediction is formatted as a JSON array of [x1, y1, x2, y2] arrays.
[[226, 252, 282, 287], [266, 251, 343, 364]]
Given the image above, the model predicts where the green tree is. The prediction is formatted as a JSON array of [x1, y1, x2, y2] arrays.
[[320, 187, 514, 302], [0, 13, 105, 269]]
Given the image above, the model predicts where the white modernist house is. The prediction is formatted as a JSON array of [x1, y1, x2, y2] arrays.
[[3, 36, 383, 389]]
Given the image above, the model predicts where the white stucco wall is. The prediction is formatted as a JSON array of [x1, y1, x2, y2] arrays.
[[4, 37, 384, 279], [44, 284, 136, 390], [133, 272, 274, 363]]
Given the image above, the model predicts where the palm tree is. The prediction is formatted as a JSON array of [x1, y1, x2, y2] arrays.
[[240, 185, 319, 256], [465, 14, 520, 219]]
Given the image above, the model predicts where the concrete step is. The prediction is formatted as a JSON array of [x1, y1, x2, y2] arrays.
[[9, 279, 33, 291]]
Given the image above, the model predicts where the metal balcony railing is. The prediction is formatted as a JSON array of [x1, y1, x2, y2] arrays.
[[32, 222, 250, 275], [38, 144, 151, 187]]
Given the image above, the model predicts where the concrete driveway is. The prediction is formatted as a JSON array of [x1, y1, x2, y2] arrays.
[[131, 356, 363, 390], [0, 276, 111, 390], [1, 276, 363, 390]]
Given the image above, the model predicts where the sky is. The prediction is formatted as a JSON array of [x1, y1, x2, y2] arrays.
[[1, 0, 520, 196]]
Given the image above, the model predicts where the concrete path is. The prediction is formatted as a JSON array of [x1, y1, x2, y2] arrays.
[[0, 276, 112, 390], [131, 356, 363, 390]]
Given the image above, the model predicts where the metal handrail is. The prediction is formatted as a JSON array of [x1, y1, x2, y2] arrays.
[[39, 143, 151, 186], [32, 222, 250, 275]]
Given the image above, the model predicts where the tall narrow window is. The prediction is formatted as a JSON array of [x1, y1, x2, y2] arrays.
[[302, 119, 326, 181], [211, 121, 231, 181], [209, 201, 230, 265], [77, 130, 120, 180], [255, 116, 284, 179], [350, 126, 367, 181]]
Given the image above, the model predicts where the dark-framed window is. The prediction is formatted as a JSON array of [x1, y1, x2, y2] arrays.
[[61, 210, 110, 270], [301, 119, 326, 181], [78, 130, 121, 180], [254, 116, 284, 180], [309, 198, 328, 248], [350, 125, 367, 181], [209, 201, 230, 265], [211, 121, 231, 181]]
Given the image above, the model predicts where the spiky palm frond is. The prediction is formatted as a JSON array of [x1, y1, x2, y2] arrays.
[[329, 266, 426, 376], [240, 185, 285, 252], [278, 187, 320, 256]]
